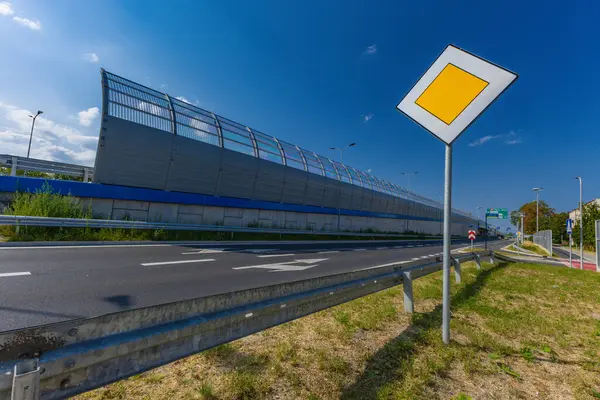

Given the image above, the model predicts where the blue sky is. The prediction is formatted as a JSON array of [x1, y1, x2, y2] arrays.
[[1, 0, 598, 230]]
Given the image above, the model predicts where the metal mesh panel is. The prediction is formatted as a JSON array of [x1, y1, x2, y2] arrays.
[[279, 140, 306, 171], [299, 149, 324, 176], [332, 160, 351, 184], [104, 72, 172, 132], [358, 171, 373, 190], [317, 156, 339, 180], [253, 130, 284, 165], [216, 116, 256, 157], [347, 167, 363, 187], [172, 99, 220, 146]]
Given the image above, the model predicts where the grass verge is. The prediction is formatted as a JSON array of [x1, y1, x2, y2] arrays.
[[522, 241, 550, 256], [75, 261, 600, 400]]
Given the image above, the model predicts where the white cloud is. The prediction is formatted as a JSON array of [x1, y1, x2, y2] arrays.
[[137, 100, 164, 116], [363, 113, 374, 122], [0, 102, 97, 166], [0, 2, 14, 16], [12, 16, 41, 30], [82, 53, 99, 63], [175, 96, 191, 104], [468, 131, 522, 147], [78, 107, 99, 127], [364, 44, 377, 55]]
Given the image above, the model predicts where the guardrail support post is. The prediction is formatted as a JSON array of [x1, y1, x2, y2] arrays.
[[402, 271, 414, 314], [474, 254, 481, 270], [11, 156, 17, 176], [452, 259, 462, 283], [11, 359, 40, 400], [83, 168, 90, 182]]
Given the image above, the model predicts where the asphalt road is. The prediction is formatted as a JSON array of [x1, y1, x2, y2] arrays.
[[0, 239, 508, 331]]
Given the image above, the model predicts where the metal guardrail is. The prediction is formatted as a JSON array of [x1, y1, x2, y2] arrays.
[[532, 230, 552, 255], [0, 215, 446, 239], [0, 155, 93, 182], [0, 251, 493, 399]]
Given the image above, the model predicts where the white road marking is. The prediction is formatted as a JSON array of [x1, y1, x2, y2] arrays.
[[355, 260, 410, 271], [246, 249, 276, 253], [406, 245, 415, 248], [393, 246, 404, 249], [353, 248, 367, 251], [420, 256, 430, 259], [258, 253, 295, 258], [411, 257, 421, 261], [233, 258, 329, 272], [142, 259, 216, 266], [376, 247, 388, 250], [0, 244, 172, 250], [428, 254, 436, 257], [0, 272, 31, 277], [181, 249, 225, 255], [317, 251, 339, 254]]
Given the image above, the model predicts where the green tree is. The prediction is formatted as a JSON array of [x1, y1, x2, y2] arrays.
[[549, 212, 568, 244], [516, 201, 554, 234], [572, 203, 600, 249]]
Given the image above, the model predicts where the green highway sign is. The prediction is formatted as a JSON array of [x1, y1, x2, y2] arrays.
[[486, 208, 508, 219]]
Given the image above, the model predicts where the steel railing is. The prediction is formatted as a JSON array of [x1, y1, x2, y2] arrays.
[[0, 251, 494, 400], [532, 230, 553, 255], [0, 215, 446, 239], [0, 155, 93, 182]]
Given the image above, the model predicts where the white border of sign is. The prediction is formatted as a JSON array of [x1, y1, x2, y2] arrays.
[[397, 45, 518, 145]]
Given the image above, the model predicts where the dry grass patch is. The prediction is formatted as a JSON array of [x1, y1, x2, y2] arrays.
[[76, 261, 600, 400]]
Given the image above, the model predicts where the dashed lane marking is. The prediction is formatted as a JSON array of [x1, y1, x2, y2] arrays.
[[142, 259, 216, 267], [0, 272, 31, 278], [257, 254, 296, 258]]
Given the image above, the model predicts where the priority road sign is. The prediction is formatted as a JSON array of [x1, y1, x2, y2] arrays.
[[395, 44, 516, 345], [396, 45, 518, 145]]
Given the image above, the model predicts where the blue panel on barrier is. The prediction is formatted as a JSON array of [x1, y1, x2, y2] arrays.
[[0, 175, 445, 222]]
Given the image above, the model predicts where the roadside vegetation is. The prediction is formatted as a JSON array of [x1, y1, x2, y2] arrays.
[[0, 184, 437, 242], [521, 241, 551, 256], [76, 261, 600, 400]]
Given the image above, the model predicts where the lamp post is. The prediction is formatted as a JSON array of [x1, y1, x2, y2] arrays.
[[27, 110, 43, 158], [329, 142, 356, 164], [575, 177, 583, 269], [532, 188, 543, 233], [400, 171, 419, 191]]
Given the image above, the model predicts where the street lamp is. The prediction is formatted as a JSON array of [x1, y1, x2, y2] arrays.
[[532, 187, 543, 233], [329, 142, 356, 164], [27, 110, 43, 158], [400, 171, 419, 191], [575, 177, 583, 269]]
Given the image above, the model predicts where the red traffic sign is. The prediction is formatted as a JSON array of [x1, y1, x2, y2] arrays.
[[468, 230, 476, 240]]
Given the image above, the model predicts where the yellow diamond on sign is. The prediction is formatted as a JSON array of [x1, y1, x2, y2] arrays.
[[415, 64, 488, 125]]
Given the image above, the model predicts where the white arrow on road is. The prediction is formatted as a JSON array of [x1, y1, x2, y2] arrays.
[[233, 258, 329, 272]]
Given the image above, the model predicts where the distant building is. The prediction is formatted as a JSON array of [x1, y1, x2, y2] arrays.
[[569, 198, 600, 224]]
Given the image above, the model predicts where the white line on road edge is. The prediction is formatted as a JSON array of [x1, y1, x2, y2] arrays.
[[0, 244, 173, 250], [141, 259, 216, 267], [181, 249, 225, 255], [376, 247, 389, 250], [257, 254, 296, 258], [352, 248, 367, 251], [246, 249, 276, 253], [317, 251, 339, 254], [355, 260, 410, 271], [411, 257, 421, 260], [0, 272, 31, 277]]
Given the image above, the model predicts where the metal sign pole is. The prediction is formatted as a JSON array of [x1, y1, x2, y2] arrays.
[[569, 233, 572, 268], [442, 143, 452, 344]]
